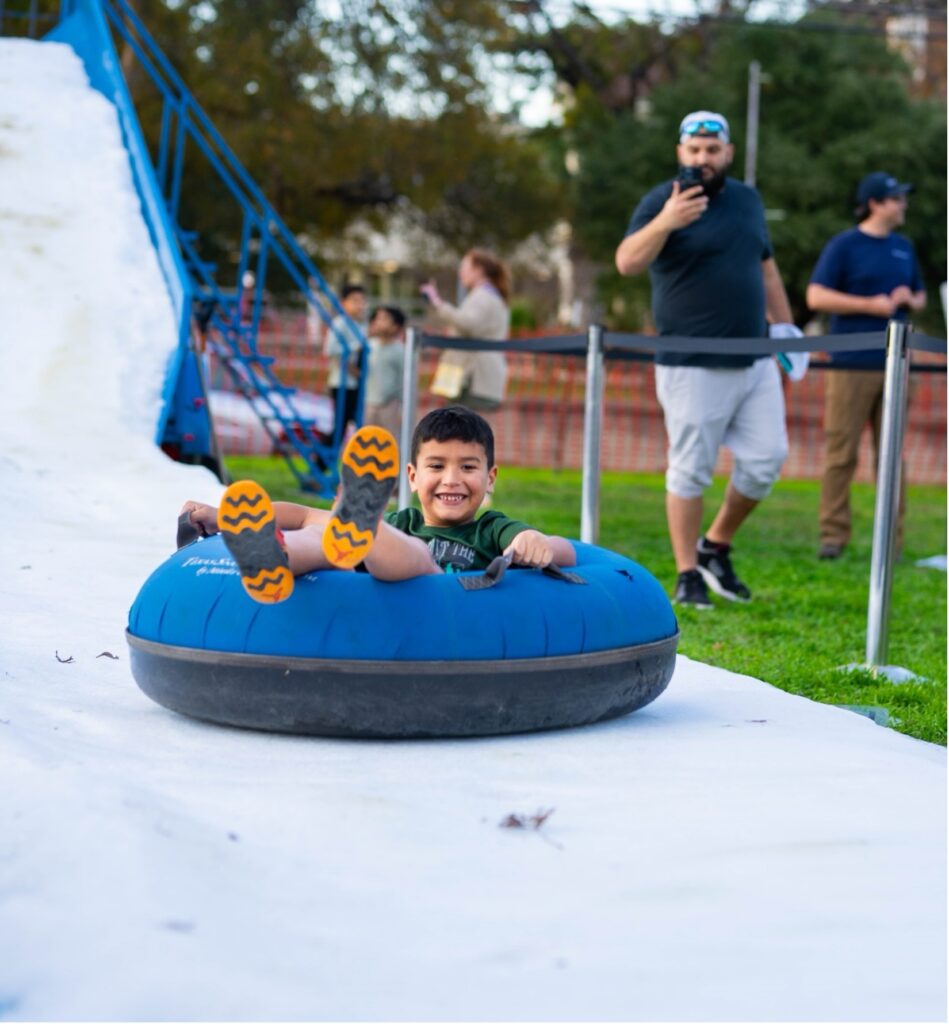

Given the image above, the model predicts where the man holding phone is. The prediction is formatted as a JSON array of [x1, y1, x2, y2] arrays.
[[615, 111, 797, 609]]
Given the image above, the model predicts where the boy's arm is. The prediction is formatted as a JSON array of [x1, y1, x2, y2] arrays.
[[181, 498, 318, 534], [546, 535, 578, 567], [272, 501, 324, 530], [504, 529, 577, 568], [180, 500, 219, 535]]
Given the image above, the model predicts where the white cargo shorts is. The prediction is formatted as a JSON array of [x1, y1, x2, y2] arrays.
[[655, 358, 788, 501]]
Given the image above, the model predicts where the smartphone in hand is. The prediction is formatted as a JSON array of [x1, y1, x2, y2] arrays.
[[675, 165, 705, 192]]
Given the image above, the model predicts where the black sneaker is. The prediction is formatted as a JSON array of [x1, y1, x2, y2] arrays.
[[673, 569, 713, 610], [696, 537, 751, 603]]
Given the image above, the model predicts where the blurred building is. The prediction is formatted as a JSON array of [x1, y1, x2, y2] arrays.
[[886, 7, 947, 99]]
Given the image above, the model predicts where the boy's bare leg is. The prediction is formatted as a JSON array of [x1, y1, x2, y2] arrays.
[[220, 428, 441, 591], [280, 511, 333, 575], [223, 500, 437, 581], [363, 523, 441, 580], [321, 426, 441, 579], [281, 512, 438, 580]]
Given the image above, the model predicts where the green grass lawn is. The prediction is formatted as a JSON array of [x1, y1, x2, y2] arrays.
[[226, 455, 947, 745]]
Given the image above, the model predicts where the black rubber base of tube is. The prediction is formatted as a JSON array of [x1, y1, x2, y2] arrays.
[[126, 631, 678, 739]]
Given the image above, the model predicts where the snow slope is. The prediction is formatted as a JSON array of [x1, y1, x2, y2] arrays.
[[0, 38, 944, 1023]]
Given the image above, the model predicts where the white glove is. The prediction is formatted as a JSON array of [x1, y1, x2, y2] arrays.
[[769, 323, 809, 382]]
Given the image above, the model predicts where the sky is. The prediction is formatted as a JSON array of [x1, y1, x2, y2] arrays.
[[500, 0, 811, 125], [0, 36, 945, 1023], [570, 0, 808, 22]]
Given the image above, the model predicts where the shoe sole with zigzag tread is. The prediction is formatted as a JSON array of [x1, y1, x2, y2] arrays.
[[322, 426, 399, 569], [218, 480, 294, 604]]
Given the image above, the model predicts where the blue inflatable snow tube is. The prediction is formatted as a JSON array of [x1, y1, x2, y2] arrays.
[[127, 535, 678, 738]]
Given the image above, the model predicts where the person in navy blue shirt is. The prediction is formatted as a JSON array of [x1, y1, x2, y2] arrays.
[[807, 171, 926, 560], [615, 111, 796, 610]]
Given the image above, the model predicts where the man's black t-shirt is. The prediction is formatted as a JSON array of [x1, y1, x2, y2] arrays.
[[626, 177, 773, 368]]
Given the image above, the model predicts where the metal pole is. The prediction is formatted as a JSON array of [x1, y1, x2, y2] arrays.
[[398, 327, 420, 510], [865, 319, 911, 666], [580, 324, 604, 544], [744, 60, 761, 187]]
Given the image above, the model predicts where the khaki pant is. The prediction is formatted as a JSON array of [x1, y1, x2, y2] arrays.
[[819, 369, 909, 548]]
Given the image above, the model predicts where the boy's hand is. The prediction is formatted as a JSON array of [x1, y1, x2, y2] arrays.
[[180, 500, 219, 536], [505, 529, 554, 569]]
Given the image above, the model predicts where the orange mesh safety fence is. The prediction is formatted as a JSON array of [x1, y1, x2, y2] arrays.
[[207, 315, 946, 486]]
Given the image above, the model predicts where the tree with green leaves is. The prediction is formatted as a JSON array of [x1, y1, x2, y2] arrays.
[[124, 0, 567, 282], [118, 1, 945, 324]]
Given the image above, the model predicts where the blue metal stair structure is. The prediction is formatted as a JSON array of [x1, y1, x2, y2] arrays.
[[21, 0, 364, 497], [103, 0, 366, 496]]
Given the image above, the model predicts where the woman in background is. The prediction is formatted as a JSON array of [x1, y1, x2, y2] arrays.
[[420, 249, 511, 411]]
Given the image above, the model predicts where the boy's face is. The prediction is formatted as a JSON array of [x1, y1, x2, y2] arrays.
[[343, 291, 367, 321], [370, 309, 399, 340], [407, 439, 497, 528]]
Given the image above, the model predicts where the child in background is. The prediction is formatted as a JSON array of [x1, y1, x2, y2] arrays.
[[179, 407, 576, 603], [364, 305, 406, 439], [324, 283, 368, 435]]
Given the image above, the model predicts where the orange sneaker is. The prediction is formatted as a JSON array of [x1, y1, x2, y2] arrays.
[[322, 426, 399, 569], [218, 480, 293, 603]]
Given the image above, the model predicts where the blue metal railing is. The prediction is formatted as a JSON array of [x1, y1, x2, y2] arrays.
[[4, 0, 361, 495], [92, 0, 364, 495]]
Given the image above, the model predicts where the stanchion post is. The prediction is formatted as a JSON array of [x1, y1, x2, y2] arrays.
[[580, 324, 604, 544], [398, 327, 420, 510], [865, 319, 911, 667]]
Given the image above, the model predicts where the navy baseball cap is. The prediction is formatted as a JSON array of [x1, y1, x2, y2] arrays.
[[856, 172, 913, 204]]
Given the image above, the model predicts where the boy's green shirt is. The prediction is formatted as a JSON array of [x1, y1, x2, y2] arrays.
[[384, 507, 530, 572]]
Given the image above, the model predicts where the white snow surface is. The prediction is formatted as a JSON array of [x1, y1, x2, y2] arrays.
[[0, 38, 946, 1023]]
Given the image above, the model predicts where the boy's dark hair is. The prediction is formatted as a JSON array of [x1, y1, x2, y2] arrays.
[[375, 305, 406, 329], [341, 283, 366, 300], [411, 406, 495, 466]]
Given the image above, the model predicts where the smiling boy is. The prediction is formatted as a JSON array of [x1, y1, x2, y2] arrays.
[[180, 406, 575, 603]]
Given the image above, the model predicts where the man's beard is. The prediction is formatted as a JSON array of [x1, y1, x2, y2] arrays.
[[701, 165, 729, 197]]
